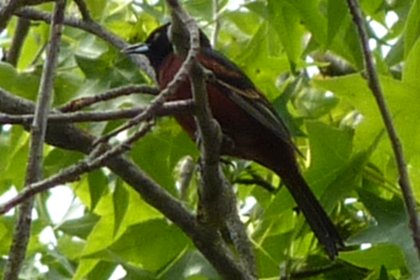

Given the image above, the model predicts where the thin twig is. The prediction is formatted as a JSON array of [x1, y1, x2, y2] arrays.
[[346, 0, 420, 258], [58, 85, 159, 112], [0, 0, 54, 32], [3, 1, 66, 279], [6, 17, 31, 66], [73, 0, 91, 21], [0, 100, 193, 124], [211, 0, 220, 46], [0, 0, 21, 32]]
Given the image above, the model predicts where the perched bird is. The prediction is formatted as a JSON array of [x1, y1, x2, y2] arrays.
[[124, 23, 343, 259]]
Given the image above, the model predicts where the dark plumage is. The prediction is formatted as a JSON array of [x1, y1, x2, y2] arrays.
[[124, 23, 343, 259]]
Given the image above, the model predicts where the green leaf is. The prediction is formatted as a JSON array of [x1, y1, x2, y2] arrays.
[[255, 231, 293, 278], [286, 0, 327, 46], [73, 259, 100, 280], [88, 169, 108, 211], [130, 122, 197, 193], [306, 121, 353, 179], [404, 0, 420, 58], [267, 0, 304, 67], [2, 127, 29, 189], [403, 38, 420, 85], [112, 179, 129, 237], [85, 0, 107, 20], [340, 244, 407, 272], [352, 190, 417, 277], [86, 261, 116, 280], [89, 219, 189, 271], [58, 213, 100, 239], [157, 250, 218, 279], [0, 63, 17, 92], [44, 149, 83, 178], [327, 0, 349, 45]]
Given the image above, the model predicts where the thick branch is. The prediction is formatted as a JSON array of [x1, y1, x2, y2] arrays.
[[4, 1, 66, 279], [167, 1, 256, 278], [346, 0, 420, 258]]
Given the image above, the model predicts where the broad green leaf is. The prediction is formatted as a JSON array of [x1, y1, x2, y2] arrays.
[[44, 149, 83, 178], [14, 71, 41, 101], [403, 0, 420, 58], [224, 10, 261, 36], [306, 121, 354, 186], [403, 38, 420, 85], [53, 72, 84, 106], [112, 179, 129, 236], [88, 169, 108, 211], [2, 127, 29, 189], [184, 0, 213, 22], [85, 0, 107, 20], [340, 244, 407, 274], [327, 0, 350, 45], [17, 22, 49, 70], [264, 174, 296, 216], [352, 190, 417, 277], [286, 0, 327, 46], [79, 194, 116, 257], [88, 219, 189, 271], [267, 0, 304, 67], [158, 250, 218, 280], [86, 261, 116, 280], [0, 63, 17, 92], [58, 213, 100, 240], [360, 0, 384, 17], [75, 53, 111, 80], [130, 122, 197, 193], [256, 232, 293, 278], [73, 259, 100, 280]]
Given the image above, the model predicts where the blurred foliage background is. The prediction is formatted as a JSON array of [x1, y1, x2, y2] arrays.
[[0, 0, 419, 279]]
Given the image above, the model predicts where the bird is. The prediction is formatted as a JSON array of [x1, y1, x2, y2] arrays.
[[123, 23, 344, 259]]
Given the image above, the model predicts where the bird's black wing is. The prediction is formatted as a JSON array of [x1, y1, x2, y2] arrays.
[[200, 48, 295, 148]]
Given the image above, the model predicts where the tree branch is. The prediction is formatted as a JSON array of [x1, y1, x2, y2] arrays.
[[73, 0, 91, 21], [0, 100, 193, 124], [346, 0, 420, 258], [0, 0, 54, 32], [167, 1, 256, 277], [6, 17, 30, 66], [0, 0, 21, 32], [58, 85, 159, 112], [4, 1, 66, 279]]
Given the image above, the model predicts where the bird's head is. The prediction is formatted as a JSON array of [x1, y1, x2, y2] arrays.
[[123, 23, 211, 73]]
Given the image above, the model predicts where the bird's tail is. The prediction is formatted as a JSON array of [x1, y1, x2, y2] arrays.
[[278, 168, 343, 259]]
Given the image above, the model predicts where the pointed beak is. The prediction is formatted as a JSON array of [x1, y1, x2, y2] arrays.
[[122, 43, 149, 55]]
